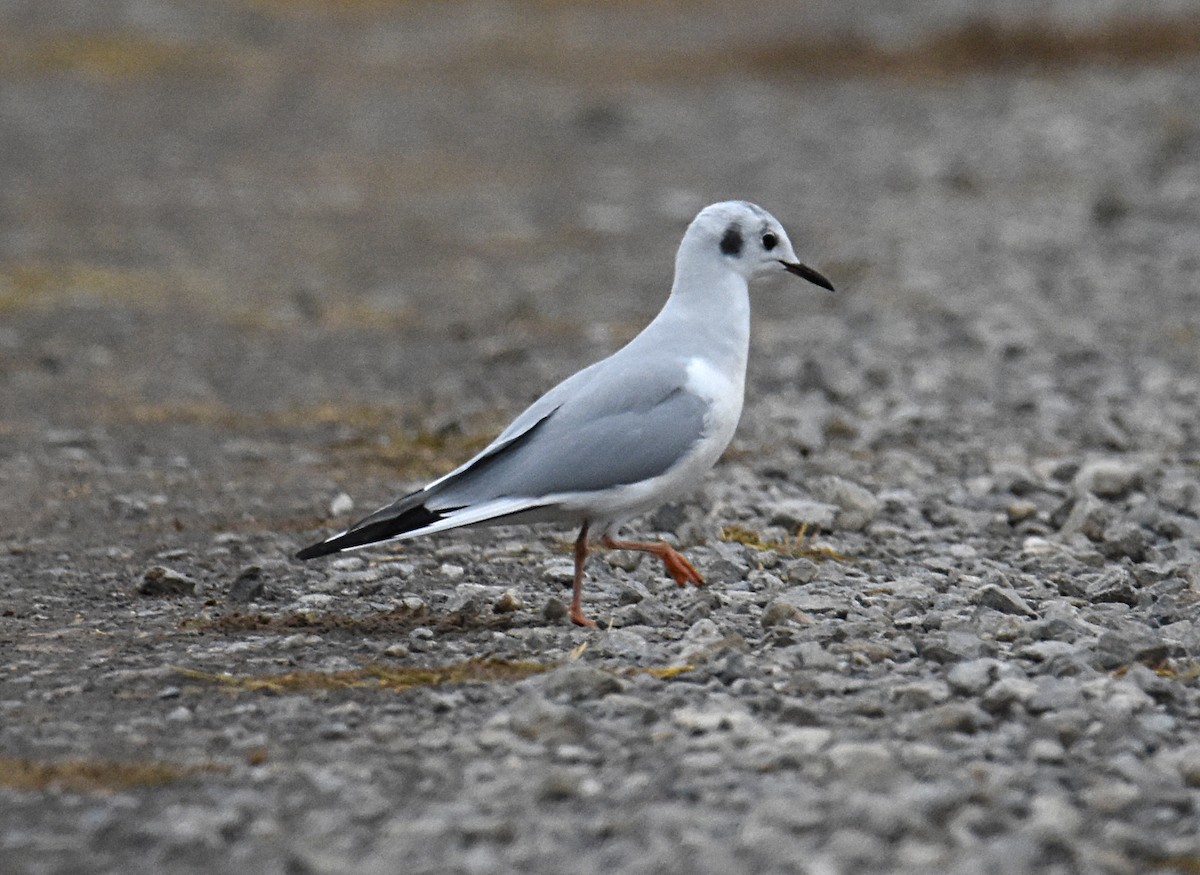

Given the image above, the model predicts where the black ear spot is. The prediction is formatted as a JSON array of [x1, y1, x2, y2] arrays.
[[719, 225, 743, 256]]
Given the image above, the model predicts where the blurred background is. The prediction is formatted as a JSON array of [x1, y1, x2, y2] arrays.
[[1, 0, 1198, 529]]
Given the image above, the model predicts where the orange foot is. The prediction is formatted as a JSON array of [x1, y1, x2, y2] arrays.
[[569, 606, 598, 628], [659, 545, 704, 588], [601, 536, 704, 588]]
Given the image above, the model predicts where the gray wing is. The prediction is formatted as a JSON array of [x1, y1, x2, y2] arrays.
[[429, 356, 708, 508]]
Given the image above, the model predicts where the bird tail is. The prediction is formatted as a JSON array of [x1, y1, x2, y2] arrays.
[[295, 492, 448, 560], [295, 492, 551, 560]]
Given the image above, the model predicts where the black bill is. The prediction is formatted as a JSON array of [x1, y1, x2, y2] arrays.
[[780, 261, 835, 292]]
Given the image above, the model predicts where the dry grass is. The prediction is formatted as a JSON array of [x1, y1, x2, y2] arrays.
[[720, 523, 851, 562], [0, 757, 228, 793]]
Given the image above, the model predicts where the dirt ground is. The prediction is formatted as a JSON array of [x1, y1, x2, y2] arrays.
[[3, 2, 1200, 873]]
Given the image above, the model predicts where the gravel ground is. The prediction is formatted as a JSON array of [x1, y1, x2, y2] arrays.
[[3, 2, 1200, 873]]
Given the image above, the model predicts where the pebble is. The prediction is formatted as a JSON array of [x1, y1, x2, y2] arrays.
[[768, 498, 838, 530], [973, 583, 1037, 617], [329, 492, 354, 516], [539, 666, 625, 701], [227, 565, 266, 603], [542, 562, 576, 584], [137, 566, 198, 597], [542, 598, 568, 623], [1073, 457, 1144, 497], [1082, 781, 1141, 814], [826, 742, 897, 785], [811, 476, 880, 531], [980, 677, 1038, 713], [946, 658, 1001, 695]]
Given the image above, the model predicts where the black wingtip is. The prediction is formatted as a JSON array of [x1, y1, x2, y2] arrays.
[[294, 502, 449, 562], [295, 541, 338, 561]]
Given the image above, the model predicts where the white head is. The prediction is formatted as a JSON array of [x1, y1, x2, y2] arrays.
[[680, 201, 834, 290]]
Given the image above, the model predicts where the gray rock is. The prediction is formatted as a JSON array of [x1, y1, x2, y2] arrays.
[[1056, 493, 1111, 540], [768, 498, 838, 530], [542, 598, 568, 623], [611, 598, 672, 628], [446, 588, 496, 614], [946, 658, 1001, 695], [1099, 521, 1149, 562], [137, 566, 198, 597], [784, 558, 820, 584], [1074, 457, 1145, 497], [227, 565, 266, 602], [761, 599, 804, 628], [506, 694, 587, 744], [973, 583, 1037, 617], [538, 665, 625, 701], [1085, 566, 1138, 605], [905, 703, 991, 735], [826, 742, 898, 786], [811, 476, 880, 531], [892, 680, 952, 709], [980, 677, 1038, 713]]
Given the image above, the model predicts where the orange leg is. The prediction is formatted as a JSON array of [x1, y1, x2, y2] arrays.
[[600, 534, 704, 587], [570, 523, 597, 627]]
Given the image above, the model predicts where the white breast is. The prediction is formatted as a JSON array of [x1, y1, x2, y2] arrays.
[[685, 355, 745, 453]]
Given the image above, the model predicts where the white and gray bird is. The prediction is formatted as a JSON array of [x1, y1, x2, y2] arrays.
[[296, 201, 833, 626]]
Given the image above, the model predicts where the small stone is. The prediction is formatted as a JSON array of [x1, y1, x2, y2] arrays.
[[1028, 793, 1083, 841], [826, 742, 896, 784], [507, 694, 587, 744], [444, 583, 502, 613], [611, 599, 672, 628], [892, 680, 951, 709], [228, 566, 265, 603], [543, 562, 576, 584], [137, 566, 197, 597], [1085, 567, 1138, 605], [1175, 746, 1200, 787], [1057, 493, 1110, 540], [165, 706, 192, 723], [946, 658, 1001, 695], [438, 563, 466, 581], [157, 686, 182, 700], [981, 677, 1038, 713], [542, 598, 568, 623], [540, 665, 625, 701], [905, 703, 990, 735], [768, 498, 838, 530], [761, 599, 804, 628], [973, 583, 1036, 617], [493, 590, 522, 613], [811, 476, 880, 531], [1082, 781, 1140, 814], [1073, 457, 1144, 498], [1029, 738, 1065, 762], [1099, 521, 1148, 562], [384, 643, 409, 657], [329, 492, 355, 516], [1006, 500, 1038, 524], [296, 593, 334, 609], [778, 727, 833, 756], [783, 558, 820, 584]]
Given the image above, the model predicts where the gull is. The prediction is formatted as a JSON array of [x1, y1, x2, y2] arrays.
[[296, 201, 833, 626]]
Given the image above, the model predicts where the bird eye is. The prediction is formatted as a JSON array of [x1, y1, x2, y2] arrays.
[[761, 232, 778, 251]]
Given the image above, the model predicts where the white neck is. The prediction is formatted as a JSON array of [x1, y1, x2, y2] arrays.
[[651, 239, 751, 366]]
